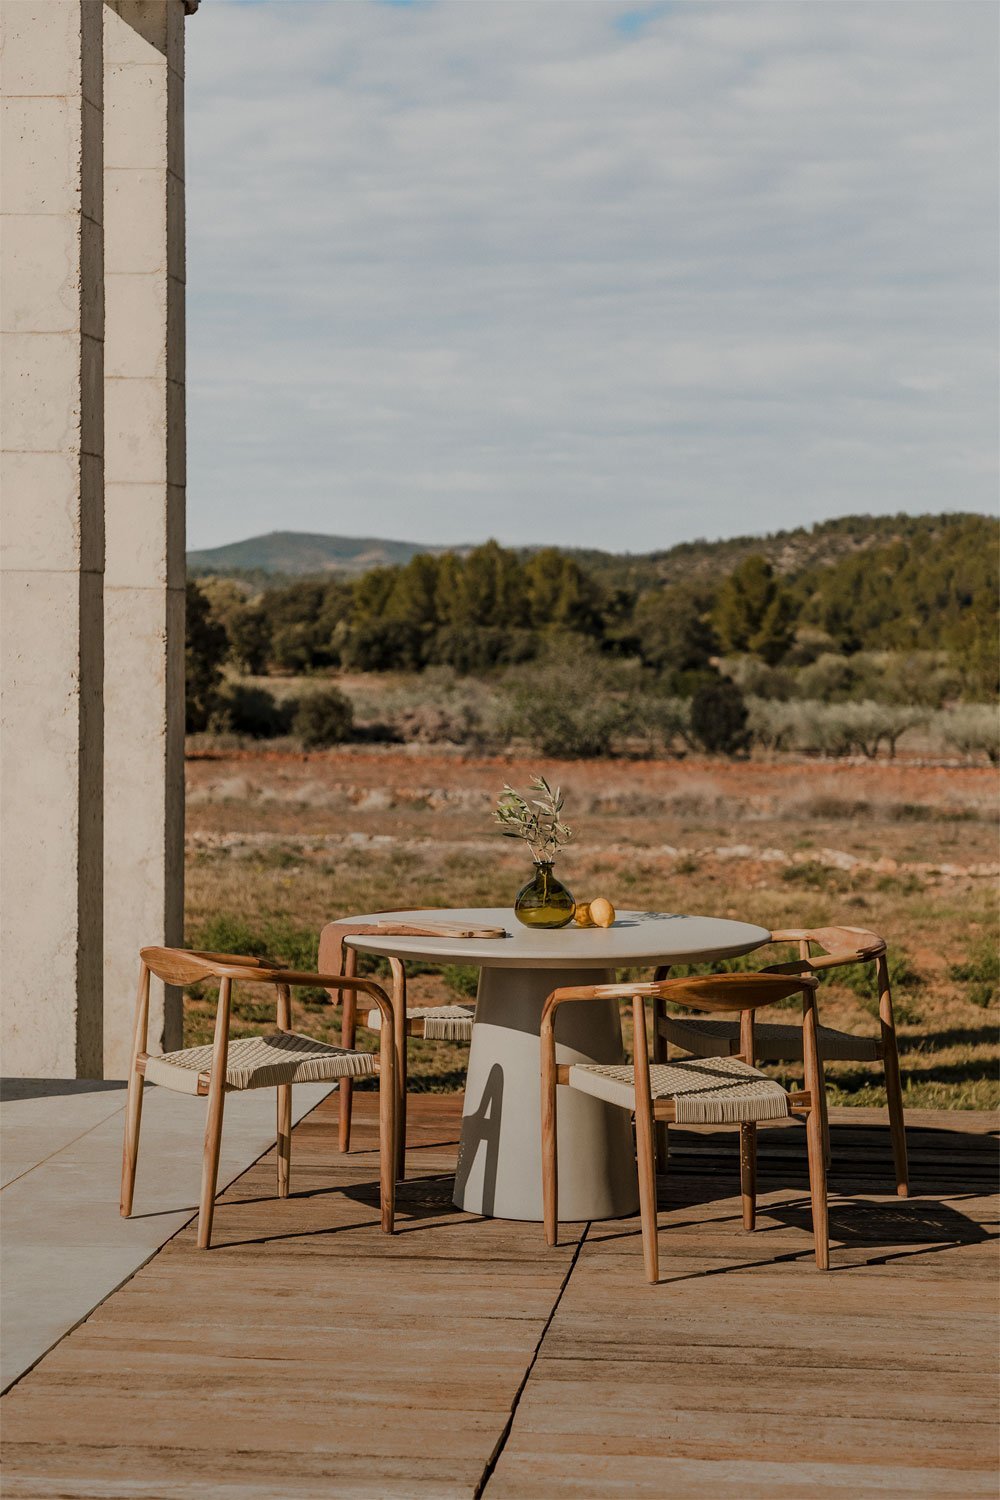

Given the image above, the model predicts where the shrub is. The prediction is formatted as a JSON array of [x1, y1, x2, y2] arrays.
[[443, 964, 479, 999], [843, 949, 922, 995], [393, 701, 483, 745], [500, 688, 628, 759], [631, 694, 690, 755], [688, 674, 750, 755], [796, 653, 860, 703], [191, 914, 318, 971], [859, 650, 963, 709], [779, 861, 849, 892], [796, 702, 857, 757], [756, 700, 926, 758], [721, 656, 794, 701], [494, 640, 634, 758], [940, 704, 999, 765], [948, 938, 999, 1007], [208, 683, 291, 738], [834, 702, 926, 759], [746, 697, 798, 752], [292, 686, 355, 748]]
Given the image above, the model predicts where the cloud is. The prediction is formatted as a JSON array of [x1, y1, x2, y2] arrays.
[[185, 0, 998, 551]]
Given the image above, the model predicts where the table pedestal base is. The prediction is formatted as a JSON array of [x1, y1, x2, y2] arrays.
[[453, 966, 640, 1223]]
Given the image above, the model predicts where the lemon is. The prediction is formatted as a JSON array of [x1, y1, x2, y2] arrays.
[[589, 897, 616, 928], [573, 902, 595, 928]]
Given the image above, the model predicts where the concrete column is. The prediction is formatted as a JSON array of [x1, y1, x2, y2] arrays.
[[102, 0, 189, 1075], [0, 1, 105, 1076]]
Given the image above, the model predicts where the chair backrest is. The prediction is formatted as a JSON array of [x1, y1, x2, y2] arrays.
[[770, 925, 885, 962], [318, 908, 441, 1002], [550, 971, 816, 1012], [655, 971, 816, 1013], [139, 946, 281, 987]]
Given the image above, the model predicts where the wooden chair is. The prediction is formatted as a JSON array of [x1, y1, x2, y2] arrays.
[[120, 947, 397, 1249], [654, 925, 908, 1196], [540, 972, 829, 1284], [319, 917, 476, 1179]]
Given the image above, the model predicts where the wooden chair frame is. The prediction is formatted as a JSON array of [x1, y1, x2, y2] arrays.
[[319, 912, 476, 1182], [651, 924, 908, 1196], [541, 972, 829, 1285], [120, 947, 397, 1249]]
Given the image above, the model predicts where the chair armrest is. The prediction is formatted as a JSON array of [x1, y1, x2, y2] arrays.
[[543, 972, 817, 1025], [256, 971, 396, 1026], [764, 950, 872, 974], [660, 972, 817, 1013], [548, 980, 665, 1005]]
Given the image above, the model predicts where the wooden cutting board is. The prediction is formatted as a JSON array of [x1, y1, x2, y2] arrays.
[[342, 921, 509, 940]]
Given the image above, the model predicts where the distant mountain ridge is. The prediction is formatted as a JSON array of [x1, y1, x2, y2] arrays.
[[187, 513, 995, 586], [186, 530, 462, 578]]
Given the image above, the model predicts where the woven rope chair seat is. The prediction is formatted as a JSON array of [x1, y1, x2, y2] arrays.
[[144, 1032, 377, 1096], [568, 1055, 791, 1124], [365, 1004, 475, 1042], [660, 1014, 881, 1064]]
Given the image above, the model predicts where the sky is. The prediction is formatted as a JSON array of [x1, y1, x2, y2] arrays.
[[185, 0, 999, 554]]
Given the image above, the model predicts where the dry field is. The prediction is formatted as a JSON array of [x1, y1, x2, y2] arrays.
[[185, 747, 999, 1109]]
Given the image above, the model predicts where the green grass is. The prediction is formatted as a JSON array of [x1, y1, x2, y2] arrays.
[[948, 938, 1000, 1009]]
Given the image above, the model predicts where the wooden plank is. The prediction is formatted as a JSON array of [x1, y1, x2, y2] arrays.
[[485, 1451, 999, 1500], [488, 1109, 1000, 1498], [1, 1096, 996, 1500]]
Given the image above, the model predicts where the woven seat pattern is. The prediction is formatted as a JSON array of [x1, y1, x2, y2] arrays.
[[366, 1004, 475, 1041], [660, 1014, 881, 1064], [568, 1055, 791, 1124], [145, 1032, 377, 1096]]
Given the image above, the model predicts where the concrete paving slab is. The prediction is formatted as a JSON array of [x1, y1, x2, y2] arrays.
[[0, 1080, 127, 1188], [0, 1078, 334, 1392]]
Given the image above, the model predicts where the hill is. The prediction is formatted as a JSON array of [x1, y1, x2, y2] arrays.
[[556, 513, 997, 592], [187, 530, 459, 578], [188, 513, 994, 589]]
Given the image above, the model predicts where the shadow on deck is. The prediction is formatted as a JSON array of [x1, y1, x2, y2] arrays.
[[1, 1095, 997, 1499]]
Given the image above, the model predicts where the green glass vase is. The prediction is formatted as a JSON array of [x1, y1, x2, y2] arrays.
[[514, 861, 575, 929]]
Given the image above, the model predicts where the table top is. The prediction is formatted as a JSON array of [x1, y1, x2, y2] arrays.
[[340, 908, 770, 971]]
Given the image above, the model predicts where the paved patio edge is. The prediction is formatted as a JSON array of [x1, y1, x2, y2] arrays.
[[0, 1078, 335, 1393]]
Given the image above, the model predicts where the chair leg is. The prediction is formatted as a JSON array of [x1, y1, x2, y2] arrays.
[[119, 1067, 144, 1218], [634, 1101, 659, 1285], [541, 1046, 559, 1249], [651, 982, 670, 1166], [816, 1057, 832, 1172], [739, 1123, 756, 1232], [804, 1103, 829, 1270], [338, 989, 356, 1154], [378, 1052, 396, 1236], [121, 962, 150, 1218], [883, 1043, 909, 1198], [196, 974, 233, 1250], [197, 1079, 227, 1250], [390, 959, 408, 1182], [276, 1084, 292, 1198], [877, 955, 909, 1197]]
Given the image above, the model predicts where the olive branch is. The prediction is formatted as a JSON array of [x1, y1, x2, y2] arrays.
[[494, 775, 573, 863]]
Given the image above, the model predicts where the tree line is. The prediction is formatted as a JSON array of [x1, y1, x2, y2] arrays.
[[194, 514, 998, 697]]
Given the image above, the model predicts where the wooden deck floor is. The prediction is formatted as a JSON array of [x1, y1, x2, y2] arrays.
[[2, 1094, 996, 1499]]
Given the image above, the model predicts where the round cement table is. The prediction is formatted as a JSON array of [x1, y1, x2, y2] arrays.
[[342, 907, 770, 1223]]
